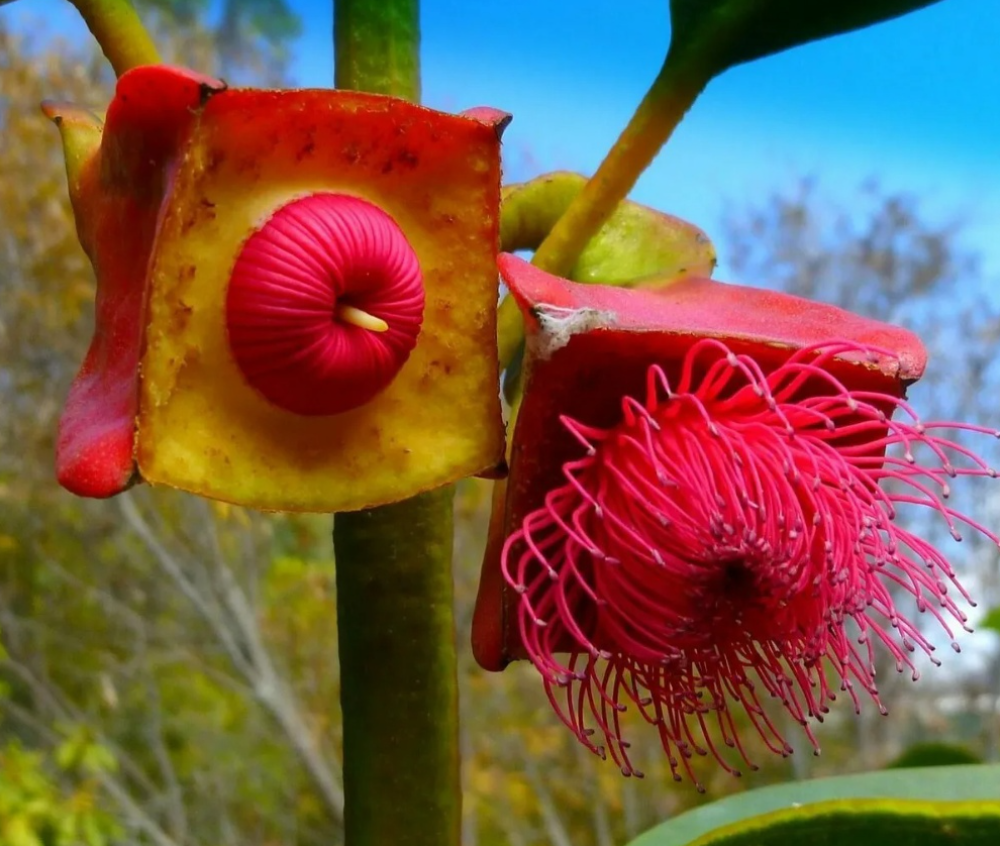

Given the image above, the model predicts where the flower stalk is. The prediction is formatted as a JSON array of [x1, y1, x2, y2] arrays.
[[334, 0, 420, 102], [332, 3, 462, 845], [69, 0, 160, 76], [498, 50, 711, 372]]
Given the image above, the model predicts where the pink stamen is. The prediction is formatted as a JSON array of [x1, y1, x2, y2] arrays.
[[501, 338, 996, 785]]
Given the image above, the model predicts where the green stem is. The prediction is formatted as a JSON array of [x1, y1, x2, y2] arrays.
[[498, 52, 710, 371], [532, 54, 707, 276], [334, 489, 460, 846], [333, 4, 460, 846], [334, 0, 420, 100], [69, 0, 160, 77]]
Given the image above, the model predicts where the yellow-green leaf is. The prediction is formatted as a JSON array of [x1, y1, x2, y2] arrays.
[[1, 814, 44, 846], [688, 800, 998, 846], [627, 765, 1000, 846]]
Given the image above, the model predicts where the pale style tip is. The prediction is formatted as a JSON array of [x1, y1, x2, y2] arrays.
[[336, 303, 389, 333]]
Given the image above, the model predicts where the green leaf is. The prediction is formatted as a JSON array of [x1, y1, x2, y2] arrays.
[[80, 742, 117, 776], [980, 606, 1000, 634], [688, 801, 997, 846], [667, 0, 944, 79], [55, 734, 83, 772], [82, 812, 106, 846], [1, 815, 45, 846], [627, 765, 1000, 846]]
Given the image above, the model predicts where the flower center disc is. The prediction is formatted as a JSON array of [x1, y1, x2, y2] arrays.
[[226, 193, 424, 416]]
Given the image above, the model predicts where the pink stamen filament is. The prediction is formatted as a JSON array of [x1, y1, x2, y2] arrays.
[[502, 338, 997, 789]]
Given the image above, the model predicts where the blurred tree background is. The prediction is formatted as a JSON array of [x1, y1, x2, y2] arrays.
[[1, 4, 998, 845]]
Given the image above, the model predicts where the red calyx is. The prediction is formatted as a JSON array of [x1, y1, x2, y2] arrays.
[[54, 65, 225, 498]]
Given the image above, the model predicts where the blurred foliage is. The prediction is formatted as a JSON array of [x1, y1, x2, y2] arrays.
[[0, 9, 997, 846], [134, 0, 299, 81], [885, 742, 983, 769], [0, 723, 122, 846]]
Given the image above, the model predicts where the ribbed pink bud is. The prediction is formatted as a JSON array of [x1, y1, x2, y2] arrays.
[[226, 193, 424, 416]]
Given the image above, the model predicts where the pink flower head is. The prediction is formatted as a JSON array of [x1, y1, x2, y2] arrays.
[[472, 254, 999, 788]]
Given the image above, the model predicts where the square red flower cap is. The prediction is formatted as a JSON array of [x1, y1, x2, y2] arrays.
[[46, 65, 510, 512], [472, 253, 928, 670]]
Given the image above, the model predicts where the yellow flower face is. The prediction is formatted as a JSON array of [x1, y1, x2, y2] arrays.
[[50, 67, 508, 512]]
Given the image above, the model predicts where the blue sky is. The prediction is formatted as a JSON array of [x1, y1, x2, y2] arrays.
[[299, 0, 1000, 279], [5, 0, 999, 279]]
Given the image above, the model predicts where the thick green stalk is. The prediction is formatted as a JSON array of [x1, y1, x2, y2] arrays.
[[334, 489, 460, 846], [334, 0, 420, 100], [498, 52, 710, 371], [333, 4, 461, 846], [69, 0, 160, 76], [532, 52, 708, 277]]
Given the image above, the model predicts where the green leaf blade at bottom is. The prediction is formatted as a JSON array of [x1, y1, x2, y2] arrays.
[[627, 765, 1000, 846]]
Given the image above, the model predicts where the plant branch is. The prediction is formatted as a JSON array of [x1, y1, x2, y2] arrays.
[[334, 0, 419, 100], [68, 0, 160, 76], [334, 488, 461, 846], [498, 52, 711, 371], [119, 496, 254, 677]]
